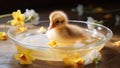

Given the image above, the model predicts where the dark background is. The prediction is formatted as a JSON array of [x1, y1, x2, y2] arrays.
[[0, 0, 120, 32], [0, 0, 119, 14]]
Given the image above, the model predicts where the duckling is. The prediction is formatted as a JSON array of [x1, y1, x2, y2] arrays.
[[46, 10, 88, 46]]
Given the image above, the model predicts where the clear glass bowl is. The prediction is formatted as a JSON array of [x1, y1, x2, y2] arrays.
[[7, 20, 113, 68]]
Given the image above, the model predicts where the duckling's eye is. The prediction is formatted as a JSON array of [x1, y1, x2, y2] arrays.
[[61, 20, 64, 24], [55, 20, 59, 24]]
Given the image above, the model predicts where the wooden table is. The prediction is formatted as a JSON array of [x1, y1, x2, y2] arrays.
[[0, 9, 120, 68]]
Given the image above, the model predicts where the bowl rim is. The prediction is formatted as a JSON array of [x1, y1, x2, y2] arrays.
[[7, 20, 113, 49]]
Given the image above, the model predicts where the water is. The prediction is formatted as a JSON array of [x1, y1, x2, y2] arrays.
[[16, 33, 49, 47], [15, 29, 104, 48], [15, 29, 104, 59]]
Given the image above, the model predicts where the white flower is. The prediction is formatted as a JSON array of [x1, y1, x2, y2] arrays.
[[87, 17, 96, 30], [87, 17, 103, 29], [24, 9, 40, 25], [115, 15, 120, 26], [86, 17, 104, 38], [83, 50, 101, 65], [76, 4, 84, 16]]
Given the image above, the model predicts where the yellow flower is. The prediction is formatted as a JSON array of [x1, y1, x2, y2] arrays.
[[11, 10, 25, 26], [16, 26, 27, 33], [74, 56, 84, 65], [15, 45, 35, 64], [63, 53, 84, 66], [113, 41, 120, 47], [48, 40, 59, 47], [37, 26, 46, 34], [0, 32, 7, 40]]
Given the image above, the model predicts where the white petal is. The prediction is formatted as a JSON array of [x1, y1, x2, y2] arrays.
[[87, 17, 95, 30], [83, 50, 101, 65], [24, 9, 40, 25], [76, 4, 84, 16]]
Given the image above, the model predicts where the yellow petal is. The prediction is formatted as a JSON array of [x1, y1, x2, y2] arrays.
[[15, 54, 32, 64], [16, 45, 25, 53], [15, 45, 35, 64], [11, 20, 17, 26], [15, 54, 22, 60], [17, 10, 21, 15], [20, 14, 25, 21], [113, 41, 120, 47], [11, 9, 25, 26], [63, 54, 74, 65], [48, 40, 59, 47], [0, 32, 7, 40], [63, 53, 84, 65], [16, 26, 27, 33], [12, 12, 17, 19], [75, 57, 84, 65], [16, 45, 32, 54], [37, 26, 46, 34], [20, 58, 32, 64]]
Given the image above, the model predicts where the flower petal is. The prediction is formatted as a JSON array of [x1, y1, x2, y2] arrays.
[[16, 26, 27, 33], [0, 32, 7, 40], [11, 10, 25, 26], [15, 45, 35, 64]]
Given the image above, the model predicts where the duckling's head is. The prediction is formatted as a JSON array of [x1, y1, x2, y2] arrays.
[[48, 10, 68, 30]]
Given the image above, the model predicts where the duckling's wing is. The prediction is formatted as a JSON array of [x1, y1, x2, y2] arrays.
[[65, 24, 86, 39]]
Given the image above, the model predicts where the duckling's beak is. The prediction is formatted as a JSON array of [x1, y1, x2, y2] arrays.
[[48, 23, 56, 30]]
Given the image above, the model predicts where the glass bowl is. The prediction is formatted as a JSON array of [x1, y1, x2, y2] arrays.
[[7, 20, 113, 68]]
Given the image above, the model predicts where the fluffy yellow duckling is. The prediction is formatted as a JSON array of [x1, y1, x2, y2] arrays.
[[46, 10, 88, 46]]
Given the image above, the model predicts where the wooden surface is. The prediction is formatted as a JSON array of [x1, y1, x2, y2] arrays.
[[0, 35, 120, 68], [0, 9, 120, 68]]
